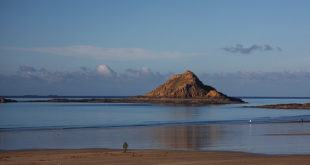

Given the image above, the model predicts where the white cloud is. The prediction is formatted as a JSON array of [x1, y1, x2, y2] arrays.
[[140, 66, 151, 73], [96, 64, 115, 77], [5, 45, 200, 60]]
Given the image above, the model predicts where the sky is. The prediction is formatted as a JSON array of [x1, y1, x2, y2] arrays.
[[1, 0, 310, 96]]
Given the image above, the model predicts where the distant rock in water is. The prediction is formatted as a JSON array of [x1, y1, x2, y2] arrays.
[[0, 97, 17, 103], [145, 70, 243, 102], [245, 103, 310, 110]]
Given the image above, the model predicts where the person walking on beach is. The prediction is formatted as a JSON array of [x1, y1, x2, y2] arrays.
[[123, 142, 128, 153]]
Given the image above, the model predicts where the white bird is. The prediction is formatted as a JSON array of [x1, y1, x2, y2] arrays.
[[249, 120, 252, 123]]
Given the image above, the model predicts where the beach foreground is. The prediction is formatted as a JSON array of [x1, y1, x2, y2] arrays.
[[1, 149, 310, 165]]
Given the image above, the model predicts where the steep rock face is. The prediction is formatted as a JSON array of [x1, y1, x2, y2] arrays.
[[146, 70, 231, 99]]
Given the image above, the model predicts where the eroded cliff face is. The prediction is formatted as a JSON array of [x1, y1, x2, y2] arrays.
[[146, 70, 228, 99]]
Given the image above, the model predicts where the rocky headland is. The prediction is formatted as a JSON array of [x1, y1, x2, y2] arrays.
[[25, 70, 244, 106], [245, 103, 310, 110]]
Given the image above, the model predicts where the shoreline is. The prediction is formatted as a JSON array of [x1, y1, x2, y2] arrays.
[[23, 97, 245, 106], [1, 148, 310, 165], [3, 146, 310, 155]]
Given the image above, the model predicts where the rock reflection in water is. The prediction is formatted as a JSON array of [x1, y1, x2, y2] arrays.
[[153, 125, 224, 150]]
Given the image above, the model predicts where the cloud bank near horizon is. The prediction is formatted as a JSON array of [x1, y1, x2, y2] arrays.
[[0, 65, 170, 96], [1, 65, 310, 96], [222, 44, 282, 54]]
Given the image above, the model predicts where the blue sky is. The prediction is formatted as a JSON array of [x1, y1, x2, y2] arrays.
[[1, 0, 310, 96]]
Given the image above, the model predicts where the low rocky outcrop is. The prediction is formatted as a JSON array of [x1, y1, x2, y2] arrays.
[[0, 97, 17, 103], [245, 103, 310, 110]]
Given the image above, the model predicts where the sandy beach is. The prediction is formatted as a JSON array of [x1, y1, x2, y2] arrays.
[[1, 149, 310, 165]]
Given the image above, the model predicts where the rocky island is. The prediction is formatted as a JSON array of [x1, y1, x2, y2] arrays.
[[26, 70, 245, 106]]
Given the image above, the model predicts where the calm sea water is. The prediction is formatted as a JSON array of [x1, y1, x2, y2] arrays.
[[1, 97, 310, 154]]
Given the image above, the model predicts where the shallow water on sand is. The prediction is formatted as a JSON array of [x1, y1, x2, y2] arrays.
[[1, 98, 310, 154], [1, 123, 310, 155]]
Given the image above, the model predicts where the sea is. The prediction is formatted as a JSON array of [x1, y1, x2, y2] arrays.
[[1, 96, 310, 155]]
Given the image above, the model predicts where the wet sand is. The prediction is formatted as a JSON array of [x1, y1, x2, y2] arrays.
[[1, 149, 310, 165]]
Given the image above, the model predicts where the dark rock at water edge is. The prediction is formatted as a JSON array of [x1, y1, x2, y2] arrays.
[[0, 97, 17, 103], [245, 103, 310, 110]]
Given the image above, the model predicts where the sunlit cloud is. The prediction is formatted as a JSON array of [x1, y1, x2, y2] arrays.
[[96, 64, 116, 77]]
